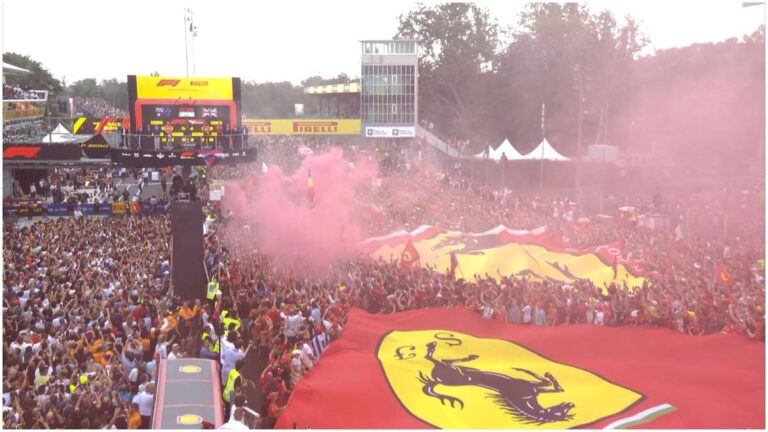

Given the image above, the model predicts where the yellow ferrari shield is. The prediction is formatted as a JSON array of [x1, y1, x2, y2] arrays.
[[376, 330, 642, 429]]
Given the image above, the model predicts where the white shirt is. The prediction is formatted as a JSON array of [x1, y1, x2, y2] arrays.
[[522, 305, 532, 323], [284, 313, 302, 337], [220, 419, 249, 430], [595, 310, 605, 325], [154, 343, 168, 360], [221, 348, 246, 373], [300, 343, 315, 369], [132, 392, 154, 417]]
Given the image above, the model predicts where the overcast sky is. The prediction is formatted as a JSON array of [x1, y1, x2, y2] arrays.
[[2, 0, 765, 85]]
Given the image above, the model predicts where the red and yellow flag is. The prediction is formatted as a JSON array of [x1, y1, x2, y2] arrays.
[[277, 308, 764, 429], [401, 238, 420, 267]]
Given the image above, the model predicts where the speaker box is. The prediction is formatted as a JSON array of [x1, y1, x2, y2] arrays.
[[170, 201, 206, 301]]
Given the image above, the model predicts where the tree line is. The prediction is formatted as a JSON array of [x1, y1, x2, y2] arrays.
[[4, 2, 763, 172]]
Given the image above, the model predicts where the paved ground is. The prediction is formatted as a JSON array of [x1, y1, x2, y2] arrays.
[[113, 178, 166, 200]]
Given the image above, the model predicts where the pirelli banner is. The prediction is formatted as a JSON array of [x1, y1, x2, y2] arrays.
[[242, 119, 361, 135]]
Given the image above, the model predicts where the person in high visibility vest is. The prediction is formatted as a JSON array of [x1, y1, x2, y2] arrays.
[[206, 278, 220, 301], [222, 359, 244, 416], [201, 324, 221, 354], [222, 310, 241, 339]]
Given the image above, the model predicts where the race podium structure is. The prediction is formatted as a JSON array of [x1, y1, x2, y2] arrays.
[[152, 359, 223, 429]]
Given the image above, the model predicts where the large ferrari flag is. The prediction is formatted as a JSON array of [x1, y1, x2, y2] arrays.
[[277, 308, 764, 429], [360, 225, 647, 291]]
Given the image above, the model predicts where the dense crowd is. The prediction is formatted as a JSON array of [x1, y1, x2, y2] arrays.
[[74, 96, 128, 118], [3, 121, 46, 143], [2, 138, 764, 429], [3, 84, 43, 100]]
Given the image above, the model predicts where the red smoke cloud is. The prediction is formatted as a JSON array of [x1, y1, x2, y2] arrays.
[[221, 148, 378, 271]]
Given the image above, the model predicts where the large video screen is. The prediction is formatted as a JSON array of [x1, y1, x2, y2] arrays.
[[140, 104, 233, 146], [127, 75, 242, 147]]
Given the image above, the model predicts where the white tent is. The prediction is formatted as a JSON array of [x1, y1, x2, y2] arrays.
[[521, 138, 569, 161], [474, 146, 492, 159], [494, 139, 525, 161], [51, 123, 72, 135], [40, 123, 86, 143]]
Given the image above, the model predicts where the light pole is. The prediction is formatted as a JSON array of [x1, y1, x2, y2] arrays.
[[184, 9, 197, 77], [574, 64, 589, 205], [183, 9, 189, 77]]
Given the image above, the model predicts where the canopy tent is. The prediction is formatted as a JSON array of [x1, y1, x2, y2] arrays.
[[41, 123, 89, 144], [3, 62, 32, 76], [494, 138, 526, 161], [474, 146, 492, 159], [51, 123, 71, 135], [521, 137, 570, 161]]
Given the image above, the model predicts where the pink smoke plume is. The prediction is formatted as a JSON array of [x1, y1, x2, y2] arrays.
[[221, 147, 378, 271]]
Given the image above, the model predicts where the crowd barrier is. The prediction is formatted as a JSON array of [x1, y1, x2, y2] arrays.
[[3, 200, 169, 217]]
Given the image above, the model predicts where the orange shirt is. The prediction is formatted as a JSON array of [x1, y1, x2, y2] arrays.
[[127, 412, 142, 429], [178, 306, 195, 320]]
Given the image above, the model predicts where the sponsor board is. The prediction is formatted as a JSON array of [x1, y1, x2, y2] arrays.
[[135, 76, 234, 100], [365, 126, 416, 138], [109, 148, 257, 167], [242, 119, 361, 135]]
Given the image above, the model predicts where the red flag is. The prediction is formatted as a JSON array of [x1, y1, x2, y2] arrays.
[[401, 238, 420, 267], [278, 308, 764, 429], [715, 266, 735, 286], [449, 251, 459, 279]]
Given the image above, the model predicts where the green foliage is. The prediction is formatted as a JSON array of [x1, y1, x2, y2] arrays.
[[397, 3, 502, 142], [3, 52, 63, 115], [241, 81, 307, 118], [3, 52, 62, 93]]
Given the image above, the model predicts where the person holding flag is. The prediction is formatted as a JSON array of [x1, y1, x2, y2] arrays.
[[449, 251, 460, 279]]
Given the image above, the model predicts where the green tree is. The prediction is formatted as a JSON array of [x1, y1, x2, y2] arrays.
[[397, 2, 502, 143], [3, 52, 63, 115], [68, 78, 100, 98], [494, 4, 647, 154]]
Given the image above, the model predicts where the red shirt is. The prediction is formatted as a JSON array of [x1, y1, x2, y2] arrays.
[[268, 401, 279, 418], [268, 308, 282, 325]]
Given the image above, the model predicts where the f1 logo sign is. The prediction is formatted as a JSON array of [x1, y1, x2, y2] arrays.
[[156, 80, 181, 87], [3, 146, 41, 159]]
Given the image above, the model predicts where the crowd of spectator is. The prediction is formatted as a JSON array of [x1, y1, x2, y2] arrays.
[[3, 121, 46, 143], [74, 97, 128, 118], [3, 84, 43, 100], [3, 137, 764, 429]]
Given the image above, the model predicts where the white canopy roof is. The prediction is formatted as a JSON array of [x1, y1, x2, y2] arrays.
[[3, 62, 32, 76], [52, 123, 71, 135], [474, 146, 492, 159], [494, 138, 525, 161], [521, 138, 569, 161], [40, 123, 83, 143]]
